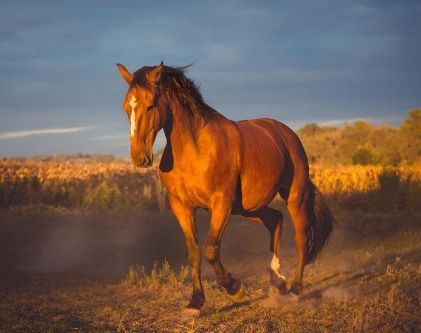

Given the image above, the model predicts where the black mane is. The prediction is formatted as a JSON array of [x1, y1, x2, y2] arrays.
[[132, 65, 218, 119]]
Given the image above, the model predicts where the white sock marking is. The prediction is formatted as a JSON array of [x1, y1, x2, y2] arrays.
[[129, 95, 137, 137], [271, 254, 285, 280]]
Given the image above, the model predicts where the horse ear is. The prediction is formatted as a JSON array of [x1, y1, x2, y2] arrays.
[[116, 63, 132, 84], [146, 62, 164, 84]]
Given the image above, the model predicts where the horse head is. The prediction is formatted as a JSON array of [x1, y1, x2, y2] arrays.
[[116, 62, 167, 168]]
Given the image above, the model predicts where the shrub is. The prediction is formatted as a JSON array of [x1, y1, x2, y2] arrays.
[[375, 168, 406, 210], [82, 181, 123, 212], [352, 143, 381, 165], [378, 168, 401, 194], [124, 260, 189, 290]]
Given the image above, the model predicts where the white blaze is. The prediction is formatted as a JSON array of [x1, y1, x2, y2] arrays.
[[129, 95, 137, 137], [271, 254, 285, 280]]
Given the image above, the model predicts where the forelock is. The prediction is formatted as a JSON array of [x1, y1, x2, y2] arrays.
[[131, 66, 154, 88]]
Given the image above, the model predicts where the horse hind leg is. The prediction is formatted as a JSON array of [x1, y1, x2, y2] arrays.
[[285, 188, 310, 295], [242, 207, 287, 296]]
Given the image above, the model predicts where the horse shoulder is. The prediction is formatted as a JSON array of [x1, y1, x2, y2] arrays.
[[158, 117, 242, 208]]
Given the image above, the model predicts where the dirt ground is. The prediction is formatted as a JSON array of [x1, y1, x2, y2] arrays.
[[0, 208, 420, 333]]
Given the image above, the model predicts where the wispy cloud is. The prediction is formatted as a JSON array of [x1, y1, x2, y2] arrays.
[[95, 131, 167, 149], [205, 44, 240, 64], [94, 133, 127, 140], [318, 118, 370, 127], [0, 126, 93, 140]]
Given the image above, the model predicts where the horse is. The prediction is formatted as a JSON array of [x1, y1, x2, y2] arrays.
[[116, 62, 334, 318]]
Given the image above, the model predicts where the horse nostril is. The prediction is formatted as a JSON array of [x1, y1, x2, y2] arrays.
[[132, 153, 152, 168]]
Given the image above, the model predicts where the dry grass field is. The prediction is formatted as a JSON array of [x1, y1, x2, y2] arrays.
[[0, 159, 420, 332], [1, 158, 420, 212]]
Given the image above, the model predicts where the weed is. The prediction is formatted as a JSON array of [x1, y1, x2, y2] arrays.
[[124, 260, 189, 290]]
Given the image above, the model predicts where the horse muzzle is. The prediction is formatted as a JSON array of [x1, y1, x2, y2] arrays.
[[132, 153, 153, 168]]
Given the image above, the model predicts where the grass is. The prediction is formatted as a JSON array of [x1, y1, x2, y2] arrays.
[[1, 159, 420, 332], [2, 158, 420, 213], [124, 260, 190, 290], [0, 207, 420, 333]]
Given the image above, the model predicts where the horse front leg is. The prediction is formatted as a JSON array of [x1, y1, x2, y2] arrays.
[[169, 196, 204, 318], [204, 198, 246, 302]]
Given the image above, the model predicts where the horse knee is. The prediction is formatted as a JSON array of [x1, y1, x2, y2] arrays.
[[204, 242, 219, 264], [184, 239, 201, 267]]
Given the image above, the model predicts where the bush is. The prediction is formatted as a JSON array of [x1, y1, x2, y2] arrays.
[[339, 167, 421, 212], [374, 168, 419, 211], [378, 168, 401, 194], [352, 143, 381, 165], [82, 181, 123, 212]]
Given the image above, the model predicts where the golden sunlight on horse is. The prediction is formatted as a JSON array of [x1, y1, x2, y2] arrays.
[[117, 62, 334, 319]]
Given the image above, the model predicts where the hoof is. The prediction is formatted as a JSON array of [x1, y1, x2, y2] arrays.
[[290, 282, 303, 295], [272, 277, 288, 295], [229, 282, 246, 303], [267, 285, 284, 303], [276, 279, 288, 294], [285, 292, 300, 303], [263, 286, 299, 308], [267, 267, 288, 295], [181, 307, 201, 320]]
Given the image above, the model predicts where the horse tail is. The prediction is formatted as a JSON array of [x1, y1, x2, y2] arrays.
[[305, 180, 334, 264]]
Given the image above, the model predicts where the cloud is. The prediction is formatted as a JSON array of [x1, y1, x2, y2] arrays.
[[205, 44, 240, 64], [0, 1, 419, 156], [317, 114, 407, 127], [0, 126, 93, 140], [192, 67, 356, 97], [350, 4, 374, 15], [94, 133, 127, 140], [318, 118, 370, 127]]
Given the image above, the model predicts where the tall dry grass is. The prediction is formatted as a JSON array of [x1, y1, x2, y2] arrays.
[[0, 158, 164, 212], [1, 158, 420, 213], [310, 164, 421, 194]]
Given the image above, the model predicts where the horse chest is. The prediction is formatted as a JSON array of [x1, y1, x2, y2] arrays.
[[158, 138, 240, 208], [159, 167, 212, 207]]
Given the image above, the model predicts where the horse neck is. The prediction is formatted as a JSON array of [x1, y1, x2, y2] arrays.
[[163, 100, 207, 154]]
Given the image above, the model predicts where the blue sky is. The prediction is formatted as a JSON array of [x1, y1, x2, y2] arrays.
[[1, 0, 420, 156]]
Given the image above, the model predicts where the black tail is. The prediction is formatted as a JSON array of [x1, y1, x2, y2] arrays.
[[305, 180, 335, 264]]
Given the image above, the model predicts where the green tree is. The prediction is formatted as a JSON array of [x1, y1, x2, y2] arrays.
[[352, 143, 381, 165], [370, 126, 401, 166], [83, 181, 123, 212], [401, 109, 421, 163]]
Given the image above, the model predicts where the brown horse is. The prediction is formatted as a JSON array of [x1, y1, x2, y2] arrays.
[[116, 62, 334, 318]]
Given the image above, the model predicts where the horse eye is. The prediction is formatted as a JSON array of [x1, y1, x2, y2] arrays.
[[146, 105, 155, 112]]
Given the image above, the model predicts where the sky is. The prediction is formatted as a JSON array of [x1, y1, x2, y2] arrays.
[[0, 0, 420, 156]]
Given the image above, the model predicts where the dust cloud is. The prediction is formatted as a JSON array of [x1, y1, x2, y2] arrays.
[[3, 211, 284, 280], [2, 209, 356, 287]]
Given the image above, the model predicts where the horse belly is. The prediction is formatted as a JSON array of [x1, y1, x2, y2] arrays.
[[237, 120, 287, 211], [240, 159, 285, 211]]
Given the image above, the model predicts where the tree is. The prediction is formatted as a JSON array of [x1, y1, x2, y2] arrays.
[[402, 109, 421, 135], [401, 109, 421, 163], [298, 123, 320, 136], [352, 143, 381, 165]]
